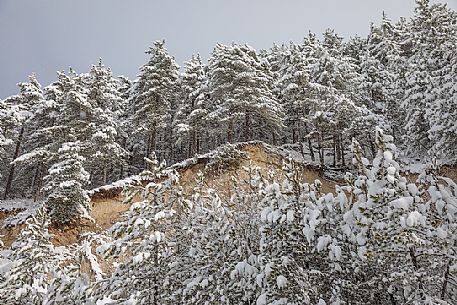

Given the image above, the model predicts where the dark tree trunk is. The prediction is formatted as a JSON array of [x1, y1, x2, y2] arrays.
[[409, 247, 424, 297], [441, 260, 451, 299], [244, 113, 251, 141], [340, 134, 346, 167], [335, 133, 342, 165], [168, 123, 174, 163], [146, 130, 156, 164], [4, 125, 24, 199], [30, 162, 41, 196], [308, 137, 315, 162], [318, 131, 325, 169], [189, 130, 197, 158], [304, 126, 315, 162], [227, 118, 234, 143], [34, 164, 44, 202], [103, 161, 108, 185], [292, 126, 298, 144], [119, 136, 127, 179], [196, 133, 201, 154], [118, 161, 124, 181], [368, 134, 376, 158]]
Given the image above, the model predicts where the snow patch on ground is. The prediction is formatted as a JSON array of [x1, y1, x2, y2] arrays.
[[402, 161, 429, 174], [87, 175, 144, 197]]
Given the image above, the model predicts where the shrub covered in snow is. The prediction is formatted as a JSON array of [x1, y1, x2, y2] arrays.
[[204, 143, 248, 174], [2, 129, 457, 304]]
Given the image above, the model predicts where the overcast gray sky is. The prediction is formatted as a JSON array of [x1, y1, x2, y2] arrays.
[[0, 0, 456, 99]]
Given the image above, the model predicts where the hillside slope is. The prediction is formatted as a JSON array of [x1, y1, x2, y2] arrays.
[[0, 142, 338, 247]]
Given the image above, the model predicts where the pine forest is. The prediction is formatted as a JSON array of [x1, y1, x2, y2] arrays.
[[1, 1, 457, 304]]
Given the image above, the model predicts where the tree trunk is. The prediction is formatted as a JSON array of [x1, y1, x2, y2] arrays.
[[227, 118, 234, 143], [152, 242, 159, 305], [409, 247, 424, 297], [300, 142, 307, 162], [189, 130, 197, 158], [318, 131, 324, 169], [368, 134, 376, 158], [389, 293, 397, 305], [244, 113, 251, 141], [146, 130, 156, 163], [335, 133, 342, 165], [103, 162, 107, 185], [441, 260, 451, 299], [30, 162, 41, 197], [168, 124, 174, 163], [340, 134, 346, 167], [146, 134, 152, 160], [308, 137, 315, 162], [4, 125, 24, 199], [118, 161, 124, 181], [119, 136, 127, 179], [34, 164, 44, 202], [304, 126, 315, 162], [205, 130, 211, 152], [292, 126, 297, 144], [196, 132, 200, 154]]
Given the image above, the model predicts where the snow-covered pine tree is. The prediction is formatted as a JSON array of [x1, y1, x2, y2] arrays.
[[175, 168, 264, 304], [115, 75, 133, 174], [43, 142, 91, 225], [174, 192, 248, 304], [317, 29, 359, 99], [0, 98, 21, 192], [174, 54, 208, 158], [361, 15, 399, 118], [116, 75, 132, 102], [294, 177, 358, 304], [344, 107, 390, 159], [347, 128, 444, 303], [160, 171, 208, 304], [80, 60, 128, 185], [45, 236, 102, 304], [14, 67, 124, 196], [0, 209, 55, 304], [94, 154, 187, 304], [2, 74, 44, 199], [13, 71, 87, 201], [423, 2, 457, 163], [401, 0, 450, 158], [402, 59, 431, 158], [420, 169, 457, 303], [343, 35, 366, 75], [129, 40, 180, 165], [275, 37, 321, 152], [257, 160, 316, 304], [82, 59, 124, 113], [308, 29, 362, 168], [207, 43, 284, 144]]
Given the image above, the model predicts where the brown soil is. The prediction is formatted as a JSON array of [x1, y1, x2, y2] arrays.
[[0, 224, 23, 248], [0, 196, 130, 248], [90, 195, 129, 230], [178, 143, 336, 198], [0, 143, 339, 248], [439, 165, 457, 183], [0, 210, 22, 247], [0, 211, 9, 224]]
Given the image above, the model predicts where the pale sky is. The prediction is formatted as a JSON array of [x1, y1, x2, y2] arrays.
[[0, 0, 456, 98]]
